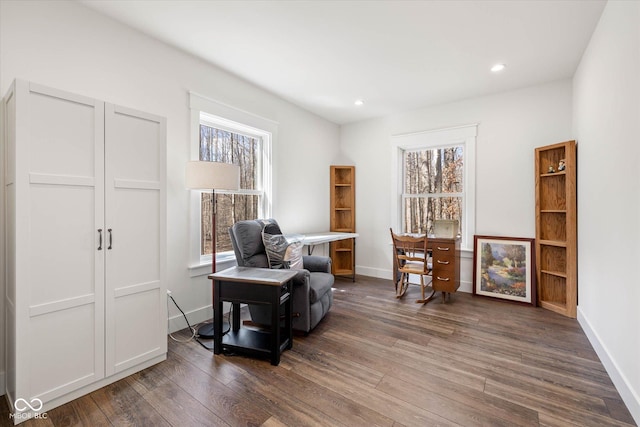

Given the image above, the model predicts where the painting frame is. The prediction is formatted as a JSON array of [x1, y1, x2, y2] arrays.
[[472, 235, 536, 306]]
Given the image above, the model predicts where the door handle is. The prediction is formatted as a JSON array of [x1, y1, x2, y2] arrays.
[[108, 228, 113, 250], [98, 229, 103, 250]]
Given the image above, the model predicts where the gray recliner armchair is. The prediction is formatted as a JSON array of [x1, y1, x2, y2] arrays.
[[228, 219, 334, 333]]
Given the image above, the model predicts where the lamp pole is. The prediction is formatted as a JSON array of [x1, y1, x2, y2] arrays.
[[197, 188, 217, 339], [185, 161, 240, 342]]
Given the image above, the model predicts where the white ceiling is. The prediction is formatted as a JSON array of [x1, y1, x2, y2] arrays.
[[79, 0, 606, 125]]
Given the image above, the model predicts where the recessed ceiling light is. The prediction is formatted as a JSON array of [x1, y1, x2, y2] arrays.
[[491, 63, 506, 72], [354, 99, 364, 106]]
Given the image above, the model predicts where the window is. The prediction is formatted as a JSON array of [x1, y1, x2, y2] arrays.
[[402, 145, 464, 235], [392, 124, 476, 250], [199, 119, 263, 256], [189, 92, 275, 269]]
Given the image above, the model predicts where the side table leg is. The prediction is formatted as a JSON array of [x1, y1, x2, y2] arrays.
[[232, 302, 241, 331], [213, 280, 222, 354], [285, 283, 293, 350], [270, 290, 280, 366]]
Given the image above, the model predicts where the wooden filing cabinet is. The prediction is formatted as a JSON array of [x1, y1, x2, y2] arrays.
[[430, 237, 461, 297]]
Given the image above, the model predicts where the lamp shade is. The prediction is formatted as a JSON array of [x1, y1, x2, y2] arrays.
[[185, 161, 240, 190]]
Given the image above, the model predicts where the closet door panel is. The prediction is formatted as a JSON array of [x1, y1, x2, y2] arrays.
[[28, 185, 96, 305], [105, 106, 160, 183], [107, 190, 160, 285], [29, 304, 99, 401], [113, 288, 163, 372], [104, 104, 166, 376], [27, 84, 98, 178]]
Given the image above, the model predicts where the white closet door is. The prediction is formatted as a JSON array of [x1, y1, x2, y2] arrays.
[[104, 104, 166, 376], [18, 81, 105, 402]]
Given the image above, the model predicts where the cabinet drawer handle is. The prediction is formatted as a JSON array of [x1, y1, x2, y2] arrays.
[[437, 260, 450, 265], [436, 246, 450, 251], [98, 229, 103, 250], [436, 276, 450, 281], [108, 228, 113, 250]]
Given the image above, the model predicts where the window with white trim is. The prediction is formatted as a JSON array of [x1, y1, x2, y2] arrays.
[[199, 114, 266, 258], [392, 124, 476, 250], [189, 92, 274, 268]]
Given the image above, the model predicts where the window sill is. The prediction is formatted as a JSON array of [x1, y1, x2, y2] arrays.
[[188, 253, 238, 277]]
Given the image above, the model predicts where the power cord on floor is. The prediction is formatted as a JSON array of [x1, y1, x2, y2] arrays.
[[167, 292, 232, 349], [168, 294, 196, 343]]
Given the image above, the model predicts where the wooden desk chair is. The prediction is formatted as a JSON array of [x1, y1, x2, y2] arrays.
[[390, 229, 434, 303]]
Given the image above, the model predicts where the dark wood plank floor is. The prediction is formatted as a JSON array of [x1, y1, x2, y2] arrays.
[[1, 276, 636, 426]]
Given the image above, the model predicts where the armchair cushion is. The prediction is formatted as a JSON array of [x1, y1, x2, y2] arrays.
[[229, 220, 269, 268], [262, 223, 304, 270]]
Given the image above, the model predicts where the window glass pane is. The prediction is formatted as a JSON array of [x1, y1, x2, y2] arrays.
[[404, 146, 463, 194], [403, 197, 462, 235], [199, 123, 262, 256], [199, 124, 260, 190], [201, 193, 260, 255]]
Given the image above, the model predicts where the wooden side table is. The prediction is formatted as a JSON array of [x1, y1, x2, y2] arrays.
[[209, 267, 297, 366]]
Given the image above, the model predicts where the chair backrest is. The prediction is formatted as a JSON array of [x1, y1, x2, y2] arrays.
[[390, 228, 430, 274], [229, 219, 279, 268]]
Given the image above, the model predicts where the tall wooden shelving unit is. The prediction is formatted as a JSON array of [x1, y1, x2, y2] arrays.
[[535, 140, 577, 318], [330, 166, 356, 278]]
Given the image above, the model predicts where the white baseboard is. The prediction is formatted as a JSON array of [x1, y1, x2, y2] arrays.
[[355, 265, 390, 280], [167, 304, 213, 334], [578, 307, 640, 425], [457, 280, 472, 293]]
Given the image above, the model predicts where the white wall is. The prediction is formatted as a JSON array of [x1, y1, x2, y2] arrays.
[[0, 0, 340, 383], [340, 79, 573, 289], [572, 1, 640, 422]]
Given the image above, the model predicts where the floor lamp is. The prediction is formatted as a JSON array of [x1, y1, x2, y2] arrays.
[[186, 160, 240, 340]]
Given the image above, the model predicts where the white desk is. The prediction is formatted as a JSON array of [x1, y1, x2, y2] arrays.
[[300, 232, 359, 255]]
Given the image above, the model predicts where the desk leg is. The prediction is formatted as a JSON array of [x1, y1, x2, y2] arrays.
[[352, 239, 356, 282], [213, 280, 222, 355]]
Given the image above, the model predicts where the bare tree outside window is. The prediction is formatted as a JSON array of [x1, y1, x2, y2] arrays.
[[403, 146, 464, 235], [199, 125, 261, 254]]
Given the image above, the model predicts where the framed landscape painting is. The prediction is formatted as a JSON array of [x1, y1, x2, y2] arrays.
[[472, 235, 536, 306]]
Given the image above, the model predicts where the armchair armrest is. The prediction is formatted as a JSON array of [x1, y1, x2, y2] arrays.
[[292, 269, 311, 287], [303, 255, 332, 274]]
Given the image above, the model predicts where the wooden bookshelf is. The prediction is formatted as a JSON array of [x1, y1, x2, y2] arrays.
[[535, 141, 577, 317], [330, 166, 356, 278]]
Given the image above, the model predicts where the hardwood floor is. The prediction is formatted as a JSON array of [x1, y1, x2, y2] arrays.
[[1, 276, 636, 426]]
